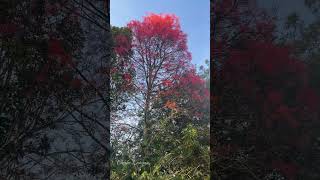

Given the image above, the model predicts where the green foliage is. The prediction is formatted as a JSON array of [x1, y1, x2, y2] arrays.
[[112, 26, 133, 40], [111, 118, 209, 179]]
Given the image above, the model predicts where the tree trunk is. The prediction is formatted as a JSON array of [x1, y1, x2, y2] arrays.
[[142, 69, 153, 157], [142, 90, 151, 157]]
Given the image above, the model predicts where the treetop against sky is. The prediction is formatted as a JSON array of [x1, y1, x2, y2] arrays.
[[110, 0, 210, 67]]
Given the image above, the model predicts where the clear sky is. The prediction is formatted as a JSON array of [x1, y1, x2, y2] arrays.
[[111, 0, 210, 67]]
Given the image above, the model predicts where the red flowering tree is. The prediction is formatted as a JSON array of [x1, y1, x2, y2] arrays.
[[125, 13, 192, 153], [212, 0, 320, 179]]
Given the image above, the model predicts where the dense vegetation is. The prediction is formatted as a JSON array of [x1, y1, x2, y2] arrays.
[[212, 0, 320, 179], [0, 0, 111, 179]]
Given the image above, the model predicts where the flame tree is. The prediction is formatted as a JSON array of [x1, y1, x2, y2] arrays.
[[126, 13, 192, 155]]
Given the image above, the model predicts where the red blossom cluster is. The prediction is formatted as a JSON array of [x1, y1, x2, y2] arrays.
[[122, 73, 132, 82], [161, 79, 173, 87], [160, 69, 209, 118], [114, 34, 132, 56], [222, 41, 319, 130], [110, 63, 134, 92], [220, 41, 319, 179], [32, 37, 81, 89], [128, 13, 187, 46]]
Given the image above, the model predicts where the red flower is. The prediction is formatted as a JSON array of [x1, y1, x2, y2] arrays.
[[122, 73, 132, 82], [114, 35, 131, 56], [161, 79, 172, 87]]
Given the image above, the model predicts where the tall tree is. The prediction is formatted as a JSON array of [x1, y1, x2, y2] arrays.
[[126, 13, 192, 155]]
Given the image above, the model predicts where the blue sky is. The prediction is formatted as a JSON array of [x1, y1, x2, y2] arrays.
[[111, 0, 210, 67]]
